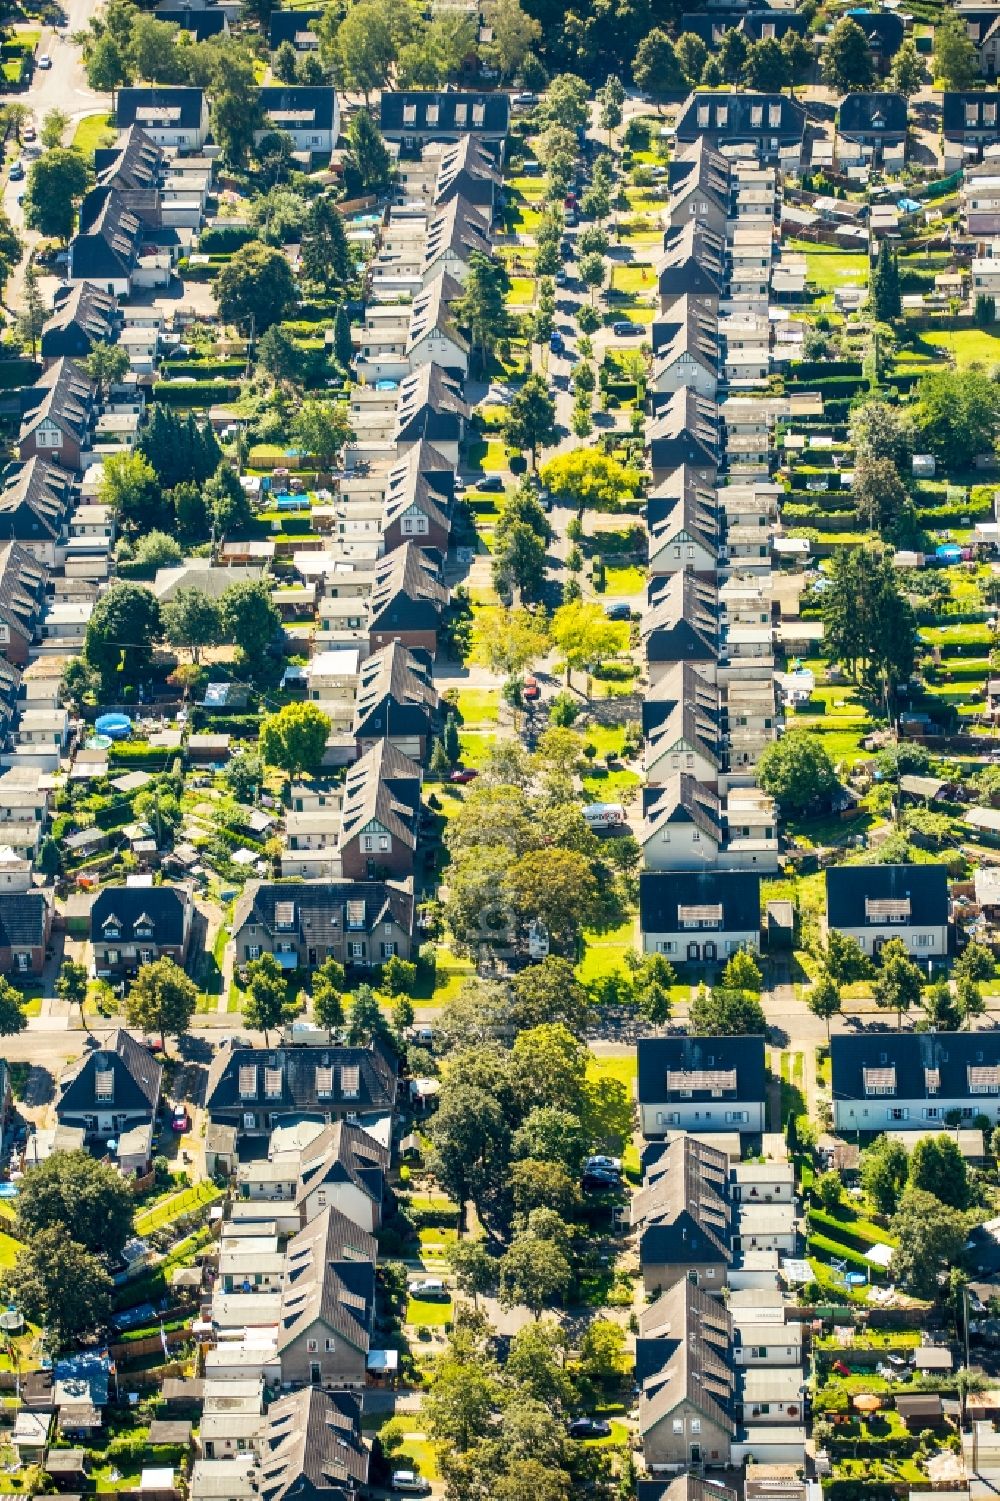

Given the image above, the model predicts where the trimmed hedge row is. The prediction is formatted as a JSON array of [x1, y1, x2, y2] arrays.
[[159, 360, 246, 381], [198, 224, 254, 252], [789, 359, 863, 379], [151, 381, 242, 407]]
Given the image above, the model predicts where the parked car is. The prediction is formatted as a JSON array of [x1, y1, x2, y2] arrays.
[[612, 321, 643, 336], [392, 1473, 431, 1494], [605, 601, 631, 621], [550, 331, 565, 354], [409, 1278, 447, 1298], [449, 768, 478, 784], [585, 1154, 622, 1174], [523, 677, 540, 701], [37, 53, 51, 67], [22, 124, 35, 142], [477, 473, 504, 492], [568, 1418, 612, 1439], [171, 1105, 190, 1133], [8, 160, 24, 181], [582, 1168, 621, 1191]]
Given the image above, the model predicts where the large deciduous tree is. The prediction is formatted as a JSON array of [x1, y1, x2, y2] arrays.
[[84, 581, 161, 687], [17, 1150, 133, 1257], [215, 242, 297, 333], [9, 1230, 113, 1345], [259, 701, 332, 776], [821, 17, 873, 89], [125, 956, 199, 1051], [24, 148, 90, 241], [755, 730, 839, 816]]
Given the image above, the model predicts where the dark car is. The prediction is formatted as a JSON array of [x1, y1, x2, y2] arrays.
[[582, 1169, 621, 1192], [612, 321, 643, 336], [605, 601, 631, 621], [477, 474, 504, 492], [568, 1418, 613, 1439], [449, 768, 478, 784]]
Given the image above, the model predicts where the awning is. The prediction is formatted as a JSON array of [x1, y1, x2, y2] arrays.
[[274, 952, 298, 970]]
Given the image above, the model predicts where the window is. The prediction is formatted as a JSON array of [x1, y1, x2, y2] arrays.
[[264, 1067, 282, 1099], [349, 941, 364, 960], [889, 1107, 909, 1121], [316, 1066, 334, 1098], [915, 934, 933, 948], [672, 1420, 684, 1435], [690, 1420, 701, 1435], [307, 1339, 319, 1353], [14, 952, 28, 973], [317, 1191, 326, 1208], [139, 949, 153, 965], [325, 1338, 336, 1352], [246, 944, 261, 961], [243, 1111, 255, 1129], [239, 1065, 258, 1099], [95, 1070, 114, 1102], [753, 1346, 767, 1359], [346, 900, 366, 929], [379, 835, 389, 852]]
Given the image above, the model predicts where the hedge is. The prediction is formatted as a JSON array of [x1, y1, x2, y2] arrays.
[[198, 224, 254, 252], [789, 359, 863, 379], [808, 1207, 893, 1250], [786, 376, 870, 399], [807, 1232, 880, 1271], [0, 359, 38, 389], [151, 381, 242, 407], [159, 360, 245, 381]]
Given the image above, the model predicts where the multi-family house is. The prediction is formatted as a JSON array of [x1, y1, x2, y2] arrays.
[[642, 663, 723, 788], [648, 389, 721, 481], [366, 543, 448, 655], [637, 1034, 767, 1139], [650, 304, 720, 400], [646, 467, 719, 574], [277, 1209, 376, 1388], [0, 459, 76, 567], [640, 775, 779, 873], [830, 1030, 1000, 1131], [90, 880, 194, 980], [954, 3, 1000, 76], [231, 879, 414, 973], [293, 1121, 389, 1231], [268, 8, 323, 49], [836, 92, 908, 168], [675, 92, 806, 166], [632, 1136, 733, 1291], [40, 283, 119, 367], [205, 1038, 397, 1136], [636, 1277, 735, 1468], [947, 92, 1000, 169], [257, 86, 339, 156], [0, 544, 48, 666], [114, 87, 210, 149], [379, 441, 453, 556], [665, 139, 731, 237], [339, 740, 420, 881], [643, 571, 719, 685], [68, 189, 145, 296], [431, 135, 502, 216], [0, 886, 53, 978], [18, 359, 97, 469], [257, 1387, 369, 1501], [640, 868, 762, 961], [352, 642, 438, 760], [380, 92, 511, 158], [656, 223, 726, 315], [55, 1029, 162, 1139], [824, 862, 949, 957]]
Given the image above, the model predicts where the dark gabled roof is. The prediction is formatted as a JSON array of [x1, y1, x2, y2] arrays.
[[393, 364, 470, 445], [647, 464, 719, 556], [41, 283, 117, 359], [259, 85, 337, 133], [115, 87, 206, 131], [422, 197, 491, 274], [653, 301, 720, 379], [20, 359, 97, 446], [232, 879, 414, 952], [643, 773, 723, 845], [638, 1033, 767, 1105], [651, 297, 720, 360], [279, 1209, 377, 1353], [639, 869, 761, 936], [367, 543, 448, 633], [205, 1035, 398, 1119], [156, 5, 227, 37], [676, 91, 806, 146], [94, 126, 164, 192], [668, 137, 731, 200], [434, 134, 502, 206], [381, 441, 453, 536], [643, 571, 719, 663], [340, 741, 421, 855], [837, 92, 908, 138], [295, 1120, 389, 1209], [353, 641, 438, 736], [90, 883, 190, 945], [637, 1276, 735, 1438], [380, 91, 511, 138], [849, 9, 905, 53], [0, 890, 49, 948], [260, 1388, 369, 1501], [0, 543, 47, 645], [825, 862, 948, 929], [269, 7, 323, 46], [681, 9, 807, 43], [71, 188, 143, 281], [0, 457, 76, 542], [57, 1029, 162, 1116], [657, 222, 726, 297], [648, 388, 721, 469], [634, 1137, 733, 1267], [943, 91, 1000, 136], [406, 271, 468, 358], [830, 1029, 1000, 1103], [642, 662, 722, 769]]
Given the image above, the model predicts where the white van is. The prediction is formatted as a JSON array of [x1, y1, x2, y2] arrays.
[[582, 802, 627, 829]]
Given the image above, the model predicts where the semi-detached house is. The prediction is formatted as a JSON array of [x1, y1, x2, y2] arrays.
[[830, 1030, 1000, 1131]]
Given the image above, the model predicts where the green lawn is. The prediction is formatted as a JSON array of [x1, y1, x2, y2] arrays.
[[455, 688, 500, 726], [0, 1231, 21, 1270], [610, 263, 656, 296], [134, 1180, 222, 1236], [406, 1294, 453, 1326], [786, 239, 869, 293], [585, 1051, 637, 1093], [582, 766, 641, 798], [505, 276, 535, 305], [576, 920, 636, 985], [72, 111, 116, 156], [465, 438, 511, 474], [603, 564, 645, 596], [922, 328, 1000, 367], [392, 1436, 439, 1480]]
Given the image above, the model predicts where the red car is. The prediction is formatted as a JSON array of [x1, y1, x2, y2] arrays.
[[449, 768, 478, 784], [171, 1105, 190, 1133], [832, 1360, 851, 1378], [523, 677, 540, 701]]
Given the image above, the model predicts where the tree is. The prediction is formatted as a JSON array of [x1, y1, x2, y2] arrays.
[[493, 518, 548, 603], [934, 16, 979, 90], [17, 1149, 133, 1256], [430, 1080, 511, 1213], [917, 367, 1000, 470], [130, 13, 184, 80], [9, 1230, 113, 1346], [853, 455, 909, 534], [870, 241, 901, 323], [333, 306, 353, 368], [890, 1188, 968, 1298], [503, 374, 557, 470], [909, 1134, 970, 1209], [39, 109, 67, 149], [550, 600, 623, 689], [242, 952, 295, 1043], [215, 242, 297, 333], [540, 449, 639, 510], [814, 1170, 843, 1211], [743, 36, 789, 90], [301, 195, 352, 291], [161, 588, 222, 664], [84, 342, 130, 398], [511, 1157, 581, 1219], [889, 37, 924, 95], [221, 579, 282, 665], [511, 957, 594, 1035], [822, 547, 916, 693], [505, 1320, 575, 1409], [689, 985, 767, 1036], [204, 462, 252, 538], [222, 751, 261, 805], [84, 581, 162, 687], [500, 1232, 572, 1315], [86, 31, 131, 90], [718, 26, 749, 82], [55, 960, 88, 1014], [23, 148, 90, 241], [674, 32, 708, 85], [260, 702, 331, 777], [543, 73, 589, 129], [424, 1353, 497, 1452], [0, 976, 27, 1037], [345, 983, 391, 1047], [782, 29, 813, 89], [210, 49, 263, 165], [922, 978, 959, 1031], [324, 0, 398, 103], [139, 407, 222, 491], [861, 1135, 909, 1216], [484, 0, 540, 79], [100, 452, 166, 533], [273, 38, 298, 81], [257, 325, 301, 387], [343, 107, 393, 193], [597, 75, 624, 143], [312, 956, 347, 1032], [756, 731, 838, 817], [512, 1105, 588, 1176], [821, 17, 874, 90], [578, 1317, 628, 1390], [448, 1238, 497, 1305], [873, 938, 924, 1029], [453, 252, 513, 375], [471, 606, 548, 677], [290, 401, 352, 471], [506, 849, 599, 948], [807, 972, 842, 1039], [634, 29, 685, 94], [125, 956, 199, 1050], [16, 264, 45, 358], [720, 946, 763, 994], [850, 398, 914, 471]]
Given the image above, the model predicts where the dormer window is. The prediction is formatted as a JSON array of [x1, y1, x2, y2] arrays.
[[103, 914, 121, 939], [341, 1065, 360, 1099], [264, 1066, 283, 1099], [239, 1065, 258, 1099], [95, 1068, 114, 1103], [316, 1066, 334, 1098], [346, 901, 365, 930]]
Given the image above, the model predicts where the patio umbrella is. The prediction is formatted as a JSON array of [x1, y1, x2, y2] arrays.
[[853, 1394, 881, 1413]]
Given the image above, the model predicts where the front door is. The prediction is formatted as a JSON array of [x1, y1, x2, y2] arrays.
[[687, 942, 700, 960], [690, 1444, 702, 1465], [310, 1362, 321, 1385], [704, 941, 717, 961]]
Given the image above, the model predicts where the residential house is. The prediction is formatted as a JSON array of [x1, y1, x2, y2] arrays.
[[90, 880, 194, 980], [643, 571, 720, 685], [18, 359, 97, 470], [640, 868, 762, 961], [681, 9, 808, 45], [432, 135, 502, 216], [646, 467, 719, 574], [650, 303, 720, 400], [339, 740, 420, 881], [636, 1277, 735, 1468], [68, 188, 145, 296], [231, 878, 414, 973], [675, 92, 806, 167], [380, 441, 453, 556], [836, 93, 908, 168], [257, 1387, 369, 1501], [632, 1136, 733, 1291], [830, 1030, 1000, 1131], [955, 3, 1000, 77], [945, 92, 1000, 168], [277, 1208, 376, 1388], [656, 222, 726, 315], [963, 163, 1000, 232], [0, 543, 48, 666], [393, 364, 469, 464], [40, 283, 119, 367], [0, 459, 76, 567], [648, 389, 721, 482], [637, 1034, 767, 1139], [55, 1029, 162, 1139], [380, 92, 511, 158], [0, 887, 52, 977], [367, 543, 448, 655], [665, 138, 731, 237], [421, 197, 492, 285], [94, 126, 165, 197], [294, 1121, 389, 1230], [843, 9, 904, 68], [824, 862, 949, 957], [157, 6, 228, 38], [257, 87, 339, 156], [268, 8, 323, 49], [205, 1037, 397, 1136], [642, 663, 723, 787], [114, 88, 210, 150], [641, 775, 778, 873], [352, 641, 438, 760]]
